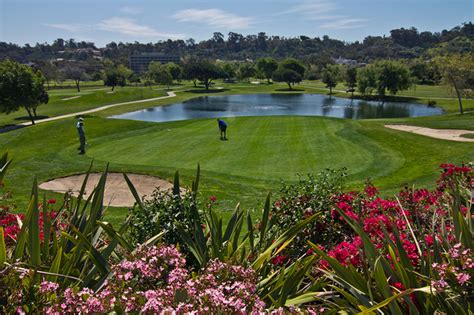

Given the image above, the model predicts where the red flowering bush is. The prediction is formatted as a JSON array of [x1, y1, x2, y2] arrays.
[[320, 162, 472, 269], [0, 206, 60, 247]]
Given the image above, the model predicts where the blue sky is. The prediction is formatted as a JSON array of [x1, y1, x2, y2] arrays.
[[1, 0, 472, 47]]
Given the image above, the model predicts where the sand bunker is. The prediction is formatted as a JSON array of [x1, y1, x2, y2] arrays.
[[385, 125, 474, 142], [39, 173, 174, 207]]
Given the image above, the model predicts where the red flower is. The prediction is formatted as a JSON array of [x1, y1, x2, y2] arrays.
[[209, 195, 217, 202], [393, 282, 405, 290], [271, 255, 287, 266], [47, 199, 57, 205]]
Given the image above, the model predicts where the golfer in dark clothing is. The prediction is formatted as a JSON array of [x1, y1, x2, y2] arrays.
[[217, 119, 227, 140], [77, 117, 86, 154]]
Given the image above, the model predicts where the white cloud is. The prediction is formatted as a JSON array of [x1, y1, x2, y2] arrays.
[[42, 23, 84, 33], [319, 18, 367, 30], [276, 0, 367, 30], [173, 9, 253, 29], [97, 17, 184, 39], [320, 18, 367, 29], [120, 6, 143, 15], [278, 0, 336, 17]]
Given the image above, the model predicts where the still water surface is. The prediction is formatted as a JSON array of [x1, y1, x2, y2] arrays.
[[111, 94, 444, 123]]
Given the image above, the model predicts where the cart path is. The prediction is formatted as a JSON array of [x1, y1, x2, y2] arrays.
[[20, 91, 177, 126], [385, 125, 474, 142]]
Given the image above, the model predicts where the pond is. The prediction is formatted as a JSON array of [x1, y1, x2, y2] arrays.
[[110, 94, 444, 123]]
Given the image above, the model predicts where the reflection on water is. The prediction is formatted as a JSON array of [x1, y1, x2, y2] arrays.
[[110, 94, 444, 123]]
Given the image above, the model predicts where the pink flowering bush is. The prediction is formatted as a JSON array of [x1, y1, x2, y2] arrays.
[[40, 245, 266, 314]]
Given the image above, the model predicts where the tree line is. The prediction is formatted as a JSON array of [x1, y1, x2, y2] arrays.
[[1, 53, 472, 126], [1, 23, 472, 65]]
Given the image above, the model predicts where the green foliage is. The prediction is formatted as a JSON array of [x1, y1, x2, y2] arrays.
[[357, 61, 412, 98], [321, 64, 341, 94], [256, 58, 278, 83], [103, 64, 133, 91], [165, 62, 182, 82], [147, 61, 173, 88], [272, 58, 306, 89], [268, 169, 348, 259], [344, 66, 358, 96], [183, 60, 225, 90], [237, 62, 256, 82], [434, 54, 474, 114], [2, 165, 135, 295], [374, 60, 412, 97], [0, 59, 49, 124], [128, 169, 201, 247]]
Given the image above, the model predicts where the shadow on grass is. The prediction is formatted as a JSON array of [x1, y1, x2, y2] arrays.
[[0, 124, 26, 134], [185, 88, 230, 94], [14, 115, 49, 121], [274, 88, 305, 92]]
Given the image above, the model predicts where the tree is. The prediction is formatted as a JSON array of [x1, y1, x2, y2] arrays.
[[166, 62, 182, 83], [357, 65, 377, 97], [256, 58, 278, 84], [220, 62, 237, 79], [61, 63, 87, 92], [321, 64, 341, 95], [344, 67, 358, 98], [183, 60, 225, 91], [103, 62, 132, 91], [237, 63, 256, 82], [373, 60, 412, 98], [279, 58, 305, 77], [273, 68, 303, 90], [148, 61, 173, 89], [434, 54, 474, 114], [0, 60, 49, 124], [272, 59, 305, 89], [36, 61, 58, 90]]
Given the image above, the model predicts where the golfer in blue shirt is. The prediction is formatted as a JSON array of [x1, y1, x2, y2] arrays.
[[217, 119, 228, 140]]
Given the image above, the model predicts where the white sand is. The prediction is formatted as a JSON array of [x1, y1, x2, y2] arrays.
[[39, 173, 175, 207], [385, 125, 474, 142]]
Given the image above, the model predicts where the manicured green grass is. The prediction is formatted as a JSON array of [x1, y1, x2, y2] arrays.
[[1, 80, 473, 226], [1, 114, 472, 225], [0, 86, 166, 127]]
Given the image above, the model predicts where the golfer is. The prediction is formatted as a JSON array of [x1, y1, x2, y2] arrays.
[[217, 118, 228, 140], [77, 117, 86, 154]]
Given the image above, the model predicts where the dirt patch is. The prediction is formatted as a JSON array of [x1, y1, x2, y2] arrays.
[[385, 125, 474, 142], [39, 173, 174, 207]]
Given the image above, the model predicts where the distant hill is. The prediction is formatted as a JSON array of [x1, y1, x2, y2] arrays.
[[0, 22, 472, 65]]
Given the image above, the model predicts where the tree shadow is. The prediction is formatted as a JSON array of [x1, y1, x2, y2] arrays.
[[0, 124, 26, 134], [14, 115, 49, 121], [274, 88, 305, 92], [185, 88, 230, 94]]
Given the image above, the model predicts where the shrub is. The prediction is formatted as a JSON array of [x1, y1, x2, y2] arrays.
[[127, 170, 202, 247], [267, 168, 348, 260]]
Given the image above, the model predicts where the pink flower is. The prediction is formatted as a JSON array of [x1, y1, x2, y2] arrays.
[[456, 273, 471, 285]]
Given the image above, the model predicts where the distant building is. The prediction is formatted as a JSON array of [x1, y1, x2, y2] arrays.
[[129, 53, 181, 73], [333, 56, 358, 66]]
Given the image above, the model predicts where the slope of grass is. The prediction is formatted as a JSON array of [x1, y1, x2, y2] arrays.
[[1, 114, 472, 225], [0, 86, 166, 127]]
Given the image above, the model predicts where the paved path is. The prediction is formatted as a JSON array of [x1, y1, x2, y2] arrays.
[[20, 91, 177, 127], [385, 125, 474, 142]]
